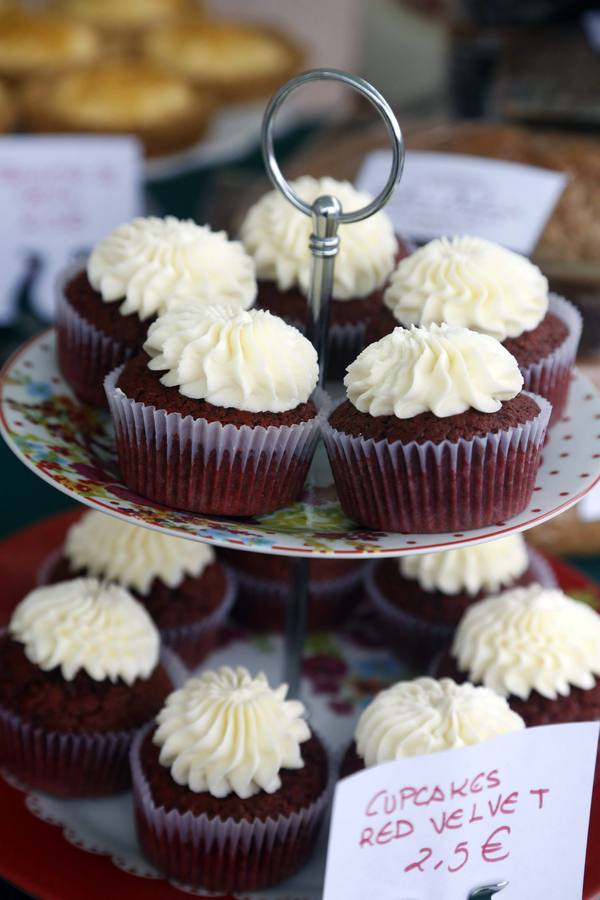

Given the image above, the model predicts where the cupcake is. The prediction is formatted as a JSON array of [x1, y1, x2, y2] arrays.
[[367, 534, 556, 667], [56, 216, 255, 406], [39, 510, 235, 668], [322, 323, 551, 533], [22, 61, 214, 159], [53, 0, 197, 46], [142, 18, 303, 103], [341, 676, 524, 777], [0, 578, 177, 796], [106, 304, 323, 516], [131, 666, 329, 891], [240, 176, 407, 376], [0, 81, 14, 133], [0, 9, 101, 84], [381, 236, 581, 423], [435, 584, 600, 726], [221, 549, 365, 632]]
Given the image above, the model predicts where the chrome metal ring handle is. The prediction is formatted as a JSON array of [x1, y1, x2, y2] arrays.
[[261, 67, 404, 223]]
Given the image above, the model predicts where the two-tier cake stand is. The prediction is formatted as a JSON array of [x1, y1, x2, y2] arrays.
[[0, 68, 599, 900]]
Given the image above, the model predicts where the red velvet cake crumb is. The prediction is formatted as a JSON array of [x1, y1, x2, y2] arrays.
[[65, 270, 151, 349]]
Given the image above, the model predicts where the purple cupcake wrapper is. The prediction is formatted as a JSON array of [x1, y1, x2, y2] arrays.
[[36, 553, 236, 670], [322, 391, 551, 533], [0, 647, 185, 797], [365, 547, 558, 658], [130, 722, 331, 891], [55, 263, 135, 406], [159, 564, 236, 669], [521, 293, 582, 424], [105, 366, 329, 516]]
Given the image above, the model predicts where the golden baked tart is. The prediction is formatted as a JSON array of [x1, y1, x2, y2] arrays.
[[53, 0, 198, 36], [0, 81, 14, 133], [142, 19, 304, 102], [0, 9, 101, 83], [21, 61, 214, 158]]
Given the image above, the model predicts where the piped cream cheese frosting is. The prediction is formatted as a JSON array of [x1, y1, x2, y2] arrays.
[[240, 175, 397, 300], [153, 666, 310, 798], [345, 322, 523, 418], [383, 236, 549, 342], [87, 216, 256, 320], [400, 534, 529, 596], [452, 584, 600, 700], [65, 511, 215, 595], [144, 303, 319, 413], [9, 578, 160, 684], [355, 677, 524, 765]]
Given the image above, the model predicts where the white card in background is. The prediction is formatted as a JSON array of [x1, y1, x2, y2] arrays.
[[356, 150, 568, 256], [0, 136, 143, 323], [323, 722, 599, 900], [577, 482, 600, 522]]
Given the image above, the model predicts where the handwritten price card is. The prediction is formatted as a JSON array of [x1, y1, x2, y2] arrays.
[[0, 135, 142, 323], [356, 150, 567, 256], [323, 722, 599, 900]]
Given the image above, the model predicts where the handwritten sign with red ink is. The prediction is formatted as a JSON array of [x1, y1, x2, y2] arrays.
[[0, 135, 142, 324], [323, 722, 599, 899]]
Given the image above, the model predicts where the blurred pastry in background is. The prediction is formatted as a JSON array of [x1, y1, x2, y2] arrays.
[[20, 61, 214, 157], [142, 19, 304, 103], [52, 0, 199, 48], [0, 81, 14, 133], [0, 9, 101, 84]]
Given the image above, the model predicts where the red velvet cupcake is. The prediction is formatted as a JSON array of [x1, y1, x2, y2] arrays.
[[0, 578, 180, 796], [340, 675, 524, 778], [106, 304, 324, 517], [322, 322, 551, 533], [240, 176, 405, 376], [131, 666, 329, 892], [381, 236, 581, 424], [434, 584, 600, 727], [57, 216, 256, 406], [220, 549, 365, 631], [367, 534, 555, 668], [38, 510, 235, 668]]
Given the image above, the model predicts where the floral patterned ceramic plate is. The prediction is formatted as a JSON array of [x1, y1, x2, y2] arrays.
[[1, 329, 600, 559]]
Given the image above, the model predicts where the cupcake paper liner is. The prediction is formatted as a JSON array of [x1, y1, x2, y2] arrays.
[[0, 648, 185, 797], [36, 552, 236, 671], [322, 391, 551, 533], [55, 263, 136, 408], [366, 547, 557, 669], [105, 367, 328, 517], [521, 293, 582, 425], [160, 564, 236, 669], [130, 723, 330, 892], [233, 563, 365, 632]]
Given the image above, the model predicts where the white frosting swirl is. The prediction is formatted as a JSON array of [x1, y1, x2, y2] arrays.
[[453, 584, 600, 700], [384, 236, 548, 341], [400, 534, 529, 596], [65, 511, 215, 596], [356, 677, 524, 764], [154, 666, 310, 798], [240, 176, 397, 300], [345, 323, 523, 418], [87, 216, 256, 321], [144, 304, 319, 413], [9, 578, 159, 684]]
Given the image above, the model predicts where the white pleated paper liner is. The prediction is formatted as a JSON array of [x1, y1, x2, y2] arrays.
[[55, 263, 136, 408], [232, 562, 365, 632], [365, 548, 558, 669], [130, 723, 331, 892], [36, 551, 236, 671], [105, 366, 329, 517], [521, 293, 582, 425], [0, 647, 185, 797], [322, 391, 552, 534]]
